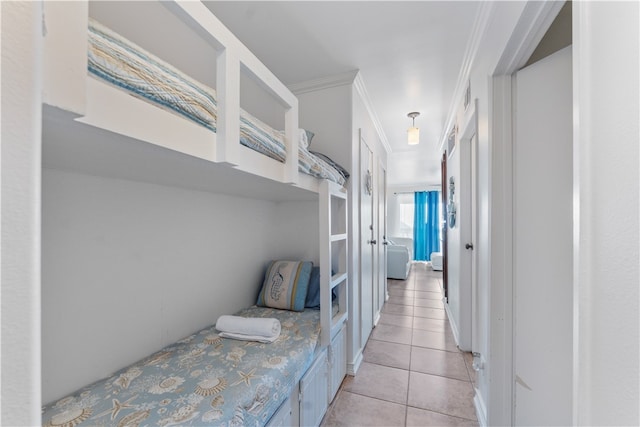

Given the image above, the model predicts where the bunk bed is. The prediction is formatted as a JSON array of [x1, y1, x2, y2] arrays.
[[41, 1, 349, 426]]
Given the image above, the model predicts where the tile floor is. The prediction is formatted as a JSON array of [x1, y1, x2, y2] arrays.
[[321, 262, 479, 427]]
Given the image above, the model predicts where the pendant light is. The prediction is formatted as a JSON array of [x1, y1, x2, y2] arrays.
[[407, 112, 420, 145]]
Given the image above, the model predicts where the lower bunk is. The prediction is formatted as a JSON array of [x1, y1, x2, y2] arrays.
[[42, 306, 346, 427]]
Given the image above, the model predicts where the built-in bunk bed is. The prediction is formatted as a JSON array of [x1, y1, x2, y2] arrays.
[[41, 1, 349, 426]]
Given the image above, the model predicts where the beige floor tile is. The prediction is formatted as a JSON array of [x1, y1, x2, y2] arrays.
[[408, 372, 477, 421], [342, 362, 409, 405], [414, 306, 448, 320], [364, 339, 411, 370], [382, 302, 415, 316], [378, 313, 414, 328], [388, 287, 414, 297], [414, 298, 445, 309], [388, 281, 415, 291], [406, 407, 479, 427], [321, 391, 406, 427], [325, 267, 479, 427], [412, 329, 459, 352], [413, 291, 442, 300], [388, 295, 414, 306], [413, 316, 450, 333], [411, 346, 469, 381], [415, 289, 441, 298], [370, 323, 413, 345], [462, 351, 477, 385]]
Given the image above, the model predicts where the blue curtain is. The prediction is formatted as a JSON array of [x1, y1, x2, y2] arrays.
[[414, 191, 440, 261]]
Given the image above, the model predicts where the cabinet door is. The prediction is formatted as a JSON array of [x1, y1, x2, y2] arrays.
[[329, 324, 347, 402], [265, 396, 293, 427], [299, 350, 328, 427]]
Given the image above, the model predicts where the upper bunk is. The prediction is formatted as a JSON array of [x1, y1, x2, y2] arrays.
[[41, 1, 348, 201]]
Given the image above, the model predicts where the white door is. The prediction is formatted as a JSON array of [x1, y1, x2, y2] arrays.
[[376, 160, 387, 316], [359, 135, 374, 348], [469, 132, 478, 353], [457, 103, 477, 353], [513, 46, 572, 425]]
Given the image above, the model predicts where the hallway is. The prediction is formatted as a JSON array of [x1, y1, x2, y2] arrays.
[[322, 263, 478, 426]]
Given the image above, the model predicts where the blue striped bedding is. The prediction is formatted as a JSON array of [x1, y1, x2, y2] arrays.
[[88, 18, 346, 186], [89, 18, 286, 163], [42, 306, 321, 427]]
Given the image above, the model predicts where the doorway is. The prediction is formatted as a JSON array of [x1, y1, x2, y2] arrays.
[[359, 133, 375, 348], [512, 45, 573, 425]]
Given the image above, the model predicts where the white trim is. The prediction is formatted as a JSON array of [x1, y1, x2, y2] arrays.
[[487, 2, 563, 425], [438, 1, 494, 153], [571, 3, 588, 423], [289, 71, 391, 155], [347, 349, 363, 376], [474, 388, 488, 427], [288, 70, 359, 95], [444, 303, 461, 347], [353, 73, 391, 154], [493, 1, 565, 75], [2, 2, 44, 424], [487, 74, 515, 427]]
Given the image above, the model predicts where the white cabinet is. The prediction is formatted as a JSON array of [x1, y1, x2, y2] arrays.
[[329, 323, 347, 402], [266, 395, 295, 427], [299, 349, 329, 427]]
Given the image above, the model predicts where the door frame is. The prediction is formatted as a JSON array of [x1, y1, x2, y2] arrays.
[[358, 132, 375, 349], [487, 1, 565, 425], [377, 159, 388, 309], [459, 101, 479, 354], [458, 99, 478, 353], [440, 152, 448, 301]]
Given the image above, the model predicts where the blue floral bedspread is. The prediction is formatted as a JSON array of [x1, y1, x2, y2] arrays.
[[42, 306, 321, 427]]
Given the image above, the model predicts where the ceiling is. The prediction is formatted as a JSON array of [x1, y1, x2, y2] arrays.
[[204, 1, 482, 189]]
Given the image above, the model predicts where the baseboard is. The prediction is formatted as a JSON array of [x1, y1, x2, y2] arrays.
[[373, 311, 381, 327], [474, 387, 488, 427], [347, 350, 363, 376], [444, 303, 461, 346]]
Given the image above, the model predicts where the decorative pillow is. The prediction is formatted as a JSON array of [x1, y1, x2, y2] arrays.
[[305, 130, 315, 146], [257, 260, 312, 311], [298, 129, 315, 149], [304, 266, 321, 309]]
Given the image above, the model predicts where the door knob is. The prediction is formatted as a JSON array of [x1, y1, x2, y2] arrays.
[[465, 243, 474, 250], [371, 239, 377, 245]]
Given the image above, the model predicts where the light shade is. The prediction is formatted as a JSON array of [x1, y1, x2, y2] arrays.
[[407, 127, 420, 145], [407, 111, 420, 145]]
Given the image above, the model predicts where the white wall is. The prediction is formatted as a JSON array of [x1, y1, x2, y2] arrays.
[[1, 2, 43, 424], [297, 84, 352, 170], [295, 76, 388, 374], [444, 144, 466, 348], [271, 200, 320, 264], [442, 2, 529, 423], [41, 169, 311, 404], [574, 2, 639, 424]]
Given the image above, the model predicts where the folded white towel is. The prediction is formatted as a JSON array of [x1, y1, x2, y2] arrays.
[[215, 315, 281, 343]]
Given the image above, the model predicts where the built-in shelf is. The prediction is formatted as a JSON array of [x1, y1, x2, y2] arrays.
[[320, 180, 348, 348]]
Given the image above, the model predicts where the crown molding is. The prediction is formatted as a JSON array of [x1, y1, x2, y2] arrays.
[[288, 70, 359, 95], [289, 70, 391, 155], [438, 1, 494, 154], [353, 72, 391, 154]]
